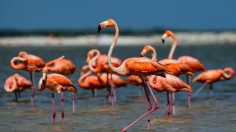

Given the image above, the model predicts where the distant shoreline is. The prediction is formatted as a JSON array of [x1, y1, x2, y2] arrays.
[[0, 32, 236, 47]]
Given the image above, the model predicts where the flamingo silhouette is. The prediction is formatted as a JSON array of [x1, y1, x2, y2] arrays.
[[98, 19, 171, 132]]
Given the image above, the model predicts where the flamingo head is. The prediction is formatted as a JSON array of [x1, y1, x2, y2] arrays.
[[161, 30, 174, 44], [18, 51, 28, 58], [98, 19, 115, 33]]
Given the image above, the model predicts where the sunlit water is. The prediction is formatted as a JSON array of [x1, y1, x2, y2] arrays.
[[0, 44, 236, 132]]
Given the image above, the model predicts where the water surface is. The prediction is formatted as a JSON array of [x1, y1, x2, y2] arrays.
[[0, 44, 236, 132]]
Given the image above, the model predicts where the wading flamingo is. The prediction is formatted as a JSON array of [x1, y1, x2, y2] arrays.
[[38, 73, 77, 124], [78, 65, 106, 97], [192, 67, 234, 98], [87, 49, 122, 104], [79, 65, 126, 98], [42, 55, 77, 112], [161, 30, 201, 108], [4, 73, 32, 101], [148, 74, 192, 116], [98, 19, 171, 132], [140, 44, 192, 115], [10, 51, 45, 107]]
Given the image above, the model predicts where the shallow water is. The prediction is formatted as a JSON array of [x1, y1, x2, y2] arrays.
[[0, 44, 236, 132]]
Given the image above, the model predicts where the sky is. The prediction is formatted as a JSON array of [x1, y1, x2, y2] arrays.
[[0, 0, 236, 31]]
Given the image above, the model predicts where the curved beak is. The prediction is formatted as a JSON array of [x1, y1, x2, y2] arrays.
[[98, 25, 102, 33]]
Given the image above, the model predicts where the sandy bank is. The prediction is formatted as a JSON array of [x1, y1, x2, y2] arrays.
[[0, 32, 236, 47]]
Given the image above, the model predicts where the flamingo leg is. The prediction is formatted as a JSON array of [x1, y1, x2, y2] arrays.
[[167, 92, 172, 116], [29, 72, 35, 108], [106, 73, 112, 103], [52, 93, 56, 124], [192, 82, 207, 98], [122, 80, 159, 132], [186, 75, 191, 108], [92, 89, 97, 97], [143, 83, 152, 130], [209, 84, 213, 97], [60, 92, 64, 124], [110, 81, 116, 106], [72, 92, 75, 112], [171, 93, 176, 116], [18, 90, 21, 98], [14, 91, 18, 102]]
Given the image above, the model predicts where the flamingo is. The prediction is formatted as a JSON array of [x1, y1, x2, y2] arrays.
[[87, 49, 122, 104], [78, 65, 106, 97], [10, 51, 45, 107], [161, 30, 207, 107], [42, 55, 77, 112], [192, 67, 234, 98], [98, 19, 171, 132], [79, 65, 126, 98], [4, 73, 32, 101], [148, 74, 192, 115], [38, 73, 77, 124], [140, 44, 192, 115]]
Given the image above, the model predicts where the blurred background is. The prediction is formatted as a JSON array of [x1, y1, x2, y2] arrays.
[[1, 0, 236, 46]]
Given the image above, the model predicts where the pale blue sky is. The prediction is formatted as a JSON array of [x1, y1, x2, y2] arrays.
[[0, 0, 236, 31]]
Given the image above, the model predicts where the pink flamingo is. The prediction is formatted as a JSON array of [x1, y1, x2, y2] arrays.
[[98, 19, 171, 132], [4, 73, 32, 101], [42, 55, 77, 112], [140, 44, 192, 115], [192, 67, 234, 98], [87, 49, 122, 104], [10, 51, 45, 107], [148, 74, 192, 115], [38, 73, 77, 124]]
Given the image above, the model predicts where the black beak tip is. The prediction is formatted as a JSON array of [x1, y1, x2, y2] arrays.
[[162, 39, 165, 44], [98, 25, 102, 33], [140, 54, 143, 57]]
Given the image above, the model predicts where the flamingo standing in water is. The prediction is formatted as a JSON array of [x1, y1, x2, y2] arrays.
[[38, 73, 77, 124], [4, 73, 32, 101], [10, 51, 45, 107], [148, 74, 192, 115], [161, 30, 207, 109], [140, 44, 192, 115], [42, 56, 77, 112], [98, 19, 171, 132], [79, 65, 126, 98], [192, 67, 234, 98], [87, 49, 122, 104], [78, 65, 106, 97]]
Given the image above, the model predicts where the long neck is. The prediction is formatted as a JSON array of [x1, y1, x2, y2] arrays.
[[107, 21, 126, 75], [10, 57, 27, 70], [168, 34, 177, 59], [78, 70, 92, 88], [88, 53, 100, 73], [148, 46, 157, 61]]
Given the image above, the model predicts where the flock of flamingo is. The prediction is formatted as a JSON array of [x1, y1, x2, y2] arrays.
[[4, 19, 235, 132]]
